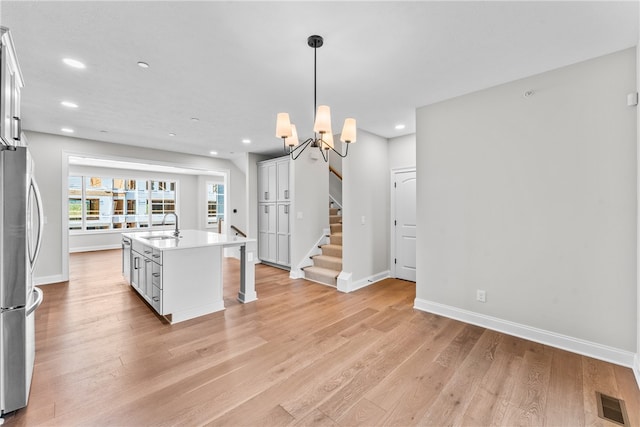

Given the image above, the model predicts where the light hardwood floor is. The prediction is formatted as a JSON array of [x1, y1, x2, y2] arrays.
[[4, 249, 640, 426]]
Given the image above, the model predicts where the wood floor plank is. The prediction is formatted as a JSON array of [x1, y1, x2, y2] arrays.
[[501, 347, 552, 426], [4, 249, 640, 427]]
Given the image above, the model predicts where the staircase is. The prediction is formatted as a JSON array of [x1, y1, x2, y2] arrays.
[[303, 205, 342, 287]]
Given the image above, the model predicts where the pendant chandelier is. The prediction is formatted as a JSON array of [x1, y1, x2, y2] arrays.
[[275, 35, 357, 162]]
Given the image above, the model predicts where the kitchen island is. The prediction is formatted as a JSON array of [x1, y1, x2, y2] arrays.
[[122, 229, 257, 324]]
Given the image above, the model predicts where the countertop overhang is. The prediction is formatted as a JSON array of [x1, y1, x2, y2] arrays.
[[122, 229, 255, 251]]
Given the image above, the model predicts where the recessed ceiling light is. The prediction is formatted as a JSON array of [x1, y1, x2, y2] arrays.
[[62, 58, 86, 69], [191, 117, 199, 122], [61, 101, 78, 108], [168, 132, 176, 137], [242, 139, 251, 144], [61, 127, 75, 133], [395, 124, 406, 130], [209, 151, 218, 156], [137, 61, 150, 69]]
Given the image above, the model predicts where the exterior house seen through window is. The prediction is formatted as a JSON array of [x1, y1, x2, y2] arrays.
[[68, 176, 177, 231], [207, 183, 224, 226]]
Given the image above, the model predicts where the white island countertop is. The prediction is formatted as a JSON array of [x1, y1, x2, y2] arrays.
[[122, 229, 255, 251]]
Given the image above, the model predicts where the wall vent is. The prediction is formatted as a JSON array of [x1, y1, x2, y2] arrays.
[[596, 391, 628, 426]]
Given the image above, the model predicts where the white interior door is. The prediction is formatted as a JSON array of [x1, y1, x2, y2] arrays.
[[394, 170, 416, 281]]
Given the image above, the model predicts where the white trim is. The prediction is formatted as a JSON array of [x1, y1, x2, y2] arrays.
[[290, 229, 329, 279], [636, 43, 640, 391], [69, 244, 121, 253], [389, 166, 416, 279], [329, 194, 342, 210], [414, 298, 637, 369], [61, 151, 70, 282], [337, 270, 390, 293], [34, 274, 65, 286]]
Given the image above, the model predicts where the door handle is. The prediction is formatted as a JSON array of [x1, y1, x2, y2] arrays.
[[265, 191, 269, 200], [284, 190, 289, 199], [26, 287, 43, 316], [264, 205, 268, 214], [12, 116, 21, 141], [28, 178, 44, 268]]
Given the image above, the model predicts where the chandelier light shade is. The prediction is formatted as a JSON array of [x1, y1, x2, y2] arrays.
[[276, 113, 292, 139], [313, 105, 332, 135], [286, 124, 299, 147], [340, 118, 357, 143], [276, 35, 357, 161]]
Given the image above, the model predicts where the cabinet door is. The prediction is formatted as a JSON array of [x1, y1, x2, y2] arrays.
[[122, 239, 131, 283], [10, 71, 21, 146], [131, 252, 141, 290], [0, 36, 13, 146], [276, 204, 290, 266], [258, 162, 277, 202], [258, 203, 277, 263], [144, 258, 153, 301], [276, 160, 290, 202]]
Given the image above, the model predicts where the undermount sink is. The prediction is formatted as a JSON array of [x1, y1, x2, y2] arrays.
[[143, 235, 179, 241]]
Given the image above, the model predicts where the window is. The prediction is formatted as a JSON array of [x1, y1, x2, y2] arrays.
[[68, 175, 177, 232], [207, 183, 224, 226]]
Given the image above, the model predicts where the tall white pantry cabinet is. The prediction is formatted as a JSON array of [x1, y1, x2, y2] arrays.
[[258, 156, 291, 268]]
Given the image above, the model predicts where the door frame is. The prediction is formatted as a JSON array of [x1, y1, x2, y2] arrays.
[[390, 166, 416, 279]]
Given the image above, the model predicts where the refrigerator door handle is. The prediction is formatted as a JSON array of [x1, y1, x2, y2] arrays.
[[28, 177, 44, 267], [26, 287, 43, 316]]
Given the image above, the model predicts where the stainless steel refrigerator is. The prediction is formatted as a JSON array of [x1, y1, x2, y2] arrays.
[[0, 145, 43, 416]]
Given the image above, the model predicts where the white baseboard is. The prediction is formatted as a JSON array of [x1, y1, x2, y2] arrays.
[[34, 274, 66, 285], [337, 270, 390, 293], [289, 268, 304, 279], [69, 244, 121, 253], [634, 354, 640, 390], [414, 298, 637, 370]]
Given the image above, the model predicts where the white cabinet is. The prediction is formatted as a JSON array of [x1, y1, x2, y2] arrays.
[[131, 240, 155, 306], [258, 203, 277, 264], [128, 237, 222, 321], [258, 161, 276, 203], [122, 236, 131, 283], [0, 28, 24, 148], [258, 157, 291, 268]]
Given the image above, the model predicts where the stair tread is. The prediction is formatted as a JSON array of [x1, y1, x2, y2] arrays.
[[321, 243, 342, 249], [312, 254, 342, 261], [304, 266, 340, 278]]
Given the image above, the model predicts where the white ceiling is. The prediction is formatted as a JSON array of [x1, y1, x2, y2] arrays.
[[2, 1, 638, 160]]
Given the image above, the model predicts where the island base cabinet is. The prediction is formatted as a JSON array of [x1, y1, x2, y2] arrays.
[[161, 245, 224, 323], [151, 284, 162, 313]]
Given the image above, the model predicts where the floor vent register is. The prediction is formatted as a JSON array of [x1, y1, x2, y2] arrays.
[[596, 391, 629, 426]]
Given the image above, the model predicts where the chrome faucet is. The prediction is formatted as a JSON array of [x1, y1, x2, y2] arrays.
[[162, 212, 180, 237]]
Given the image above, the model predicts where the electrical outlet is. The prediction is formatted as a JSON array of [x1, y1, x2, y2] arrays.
[[476, 289, 486, 303]]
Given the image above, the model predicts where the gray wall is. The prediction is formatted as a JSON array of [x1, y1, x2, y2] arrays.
[[388, 133, 416, 170], [341, 129, 390, 289], [27, 131, 247, 284], [416, 48, 637, 352]]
